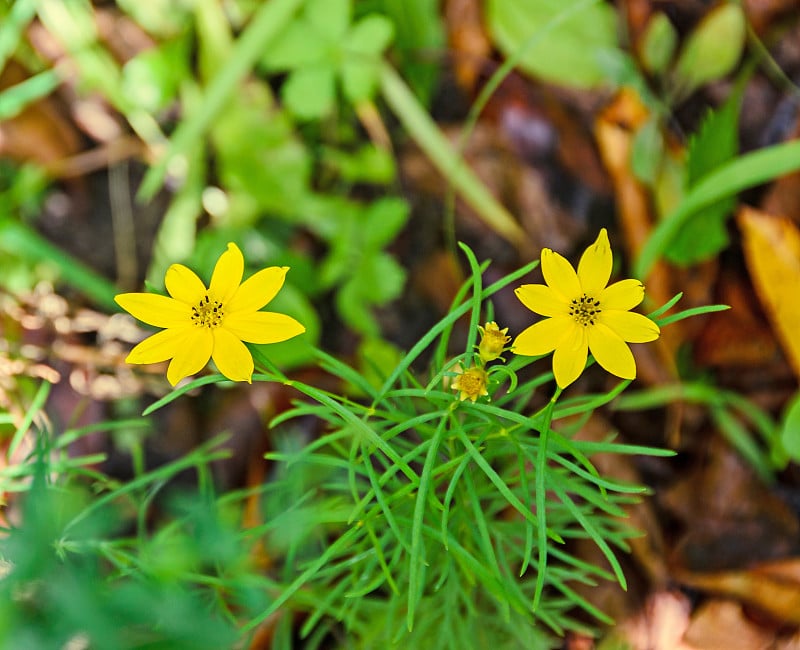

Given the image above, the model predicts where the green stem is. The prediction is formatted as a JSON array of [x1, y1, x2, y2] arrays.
[[532, 386, 561, 611], [379, 62, 527, 248]]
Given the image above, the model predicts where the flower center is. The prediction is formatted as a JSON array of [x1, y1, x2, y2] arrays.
[[569, 293, 601, 326], [460, 373, 483, 394], [191, 294, 224, 329]]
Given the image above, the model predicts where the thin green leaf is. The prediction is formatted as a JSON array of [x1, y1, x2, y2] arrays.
[[636, 138, 800, 277]]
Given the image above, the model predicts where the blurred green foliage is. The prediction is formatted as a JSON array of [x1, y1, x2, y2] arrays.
[[1, 1, 798, 648], [0, 421, 260, 648]]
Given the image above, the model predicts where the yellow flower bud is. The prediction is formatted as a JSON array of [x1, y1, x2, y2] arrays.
[[451, 365, 489, 402], [478, 321, 511, 363]]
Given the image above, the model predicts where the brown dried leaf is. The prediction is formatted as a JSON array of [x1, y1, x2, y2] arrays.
[[683, 599, 775, 650], [0, 62, 82, 168], [445, 0, 491, 93], [743, 0, 800, 35], [594, 88, 686, 383], [677, 558, 800, 626], [738, 206, 800, 381], [693, 267, 781, 369], [662, 438, 800, 572]]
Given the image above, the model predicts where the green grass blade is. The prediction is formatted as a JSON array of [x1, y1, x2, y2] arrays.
[[379, 62, 526, 247], [0, 69, 60, 120], [8, 380, 50, 459], [375, 256, 539, 401], [0, 0, 37, 71], [636, 138, 800, 277], [407, 415, 447, 630]]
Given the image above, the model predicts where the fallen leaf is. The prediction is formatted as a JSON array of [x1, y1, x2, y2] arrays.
[[594, 88, 690, 384], [594, 89, 674, 307], [682, 599, 774, 650], [676, 558, 800, 626], [738, 206, 800, 382], [0, 61, 82, 169], [693, 267, 782, 369], [662, 437, 800, 572], [743, 0, 799, 35], [445, 0, 491, 92]]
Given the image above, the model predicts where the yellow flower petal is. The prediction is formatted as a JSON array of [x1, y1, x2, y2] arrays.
[[126, 327, 190, 364], [541, 248, 581, 300], [515, 284, 568, 317], [166, 327, 214, 386], [587, 323, 636, 380], [227, 266, 288, 314], [212, 327, 254, 383], [577, 228, 612, 296], [209, 242, 244, 304], [552, 325, 588, 388], [165, 264, 207, 304], [599, 279, 644, 310], [115, 293, 191, 328], [599, 310, 660, 343], [223, 311, 306, 344], [513, 316, 573, 356]]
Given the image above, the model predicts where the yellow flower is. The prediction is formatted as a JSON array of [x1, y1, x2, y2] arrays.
[[478, 321, 511, 363], [513, 229, 660, 388], [115, 242, 305, 386], [451, 364, 489, 402]]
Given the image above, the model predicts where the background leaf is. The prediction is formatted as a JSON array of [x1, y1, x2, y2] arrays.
[[342, 14, 394, 103], [640, 12, 677, 76], [738, 206, 800, 380], [779, 392, 800, 463], [665, 84, 742, 264], [486, 0, 619, 89], [672, 3, 746, 99]]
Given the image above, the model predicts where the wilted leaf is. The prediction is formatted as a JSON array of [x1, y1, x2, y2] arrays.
[[738, 206, 800, 380], [486, 0, 620, 89]]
